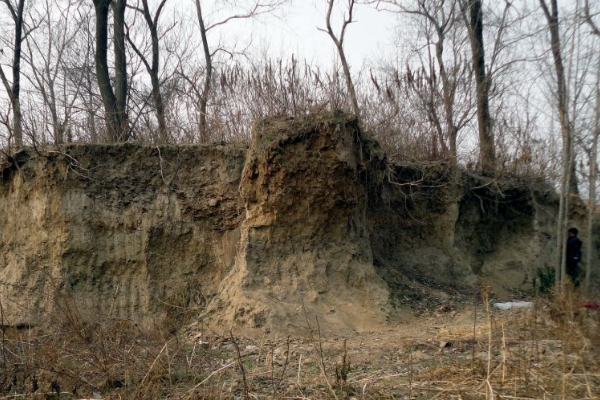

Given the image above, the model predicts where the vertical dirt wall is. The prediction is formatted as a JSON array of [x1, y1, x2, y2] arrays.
[[0, 145, 246, 327], [207, 114, 390, 333], [1, 113, 593, 333]]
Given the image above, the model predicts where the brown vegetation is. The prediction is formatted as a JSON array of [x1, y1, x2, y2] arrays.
[[1, 287, 598, 399]]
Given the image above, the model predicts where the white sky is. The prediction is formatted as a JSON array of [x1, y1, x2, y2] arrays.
[[200, 0, 399, 69]]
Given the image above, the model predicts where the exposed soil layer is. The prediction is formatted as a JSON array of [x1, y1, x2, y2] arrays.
[[207, 114, 390, 333], [0, 144, 247, 327], [0, 113, 594, 333]]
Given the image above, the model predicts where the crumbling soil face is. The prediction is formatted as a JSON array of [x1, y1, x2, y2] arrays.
[[1, 112, 596, 334], [367, 164, 472, 299], [454, 181, 558, 296], [0, 144, 246, 327], [208, 113, 391, 333], [369, 166, 568, 301], [368, 161, 584, 305]]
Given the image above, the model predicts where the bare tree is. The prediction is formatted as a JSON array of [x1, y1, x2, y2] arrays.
[[92, 0, 119, 141], [65, 5, 103, 143], [322, 0, 360, 119], [463, 0, 495, 173], [373, 0, 533, 170], [0, 0, 26, 148], [539, 0, 578, 287], [382, 0, 473, 164], [127, 0, 169, 142], [195, 0, 212, 143], [584, 0, 599, 292], [190, 0, 287, 143], [539, 0, 578, 195], [24, 0, 84, 145], [92, 0, 128, 142], [80, 8, 102, 143], [422, 0, 465, 163], [113, 0, 128, 140], [585, 69, 599, 292]]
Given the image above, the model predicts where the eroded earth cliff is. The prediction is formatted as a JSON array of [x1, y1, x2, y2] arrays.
[[0, 113, 587, 333]]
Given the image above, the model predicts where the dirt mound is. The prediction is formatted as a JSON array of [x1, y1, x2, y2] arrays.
[[207, 113, 391, 333]]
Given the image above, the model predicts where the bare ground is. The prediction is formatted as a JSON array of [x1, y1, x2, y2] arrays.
[[2, 291, 598, 399]]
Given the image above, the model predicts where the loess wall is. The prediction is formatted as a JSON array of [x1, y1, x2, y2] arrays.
[[0, 144, 246, 327], [0, 113, 589, 332]]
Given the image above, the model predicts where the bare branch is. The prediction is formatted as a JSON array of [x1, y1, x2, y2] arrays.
[[0, 0, 17, 21], [584, 0, 600, 36], [206, 1, 285, 31]]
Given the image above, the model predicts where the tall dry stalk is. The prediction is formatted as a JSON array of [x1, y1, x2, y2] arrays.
[[483, 286, 494, 400]]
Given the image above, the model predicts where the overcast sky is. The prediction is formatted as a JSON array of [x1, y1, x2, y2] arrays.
[[198, 0, 400, 69]]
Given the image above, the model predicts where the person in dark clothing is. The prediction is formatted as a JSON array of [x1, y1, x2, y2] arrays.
[[566, 227, 583, 286]]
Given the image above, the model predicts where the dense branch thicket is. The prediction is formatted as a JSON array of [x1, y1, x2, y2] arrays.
[[0, 0, 598, 203]]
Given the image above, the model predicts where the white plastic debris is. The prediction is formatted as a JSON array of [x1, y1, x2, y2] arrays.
[[493, 301, 533, 310]]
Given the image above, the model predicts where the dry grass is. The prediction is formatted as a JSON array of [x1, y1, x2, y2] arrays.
[[1, 288, 598, 399], [398, 288, 600, 400], [4, 54, 556, 184]]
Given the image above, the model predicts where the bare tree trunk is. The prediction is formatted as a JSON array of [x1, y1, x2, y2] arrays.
[[552, 90, 566, 288], [540, 0, 578, 195], [436, 34, 457, 163], [12, 99, 22, 147], [540, 0, 580, 290], [88, 112, 98, 142], [557, 101, 576, 289], [10, 0, 24, 147], [93, 0, 120, 142], [562, 141, 575, 286], [584, 71, 600, 293], [132, 0, 169, 142], [85, 18, 98, 143], [586, 121, 598, 293], [585, 0, 600, 293], [0, 0, 26, 148], [147, 9, 168, 142], [112, 0, 129, 141], [466, 0, 495, 174], [49, 84, 63, 145], [325, 0, 360, 120], [556, 176, 567, 288], [195, 0, 212, 143]]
